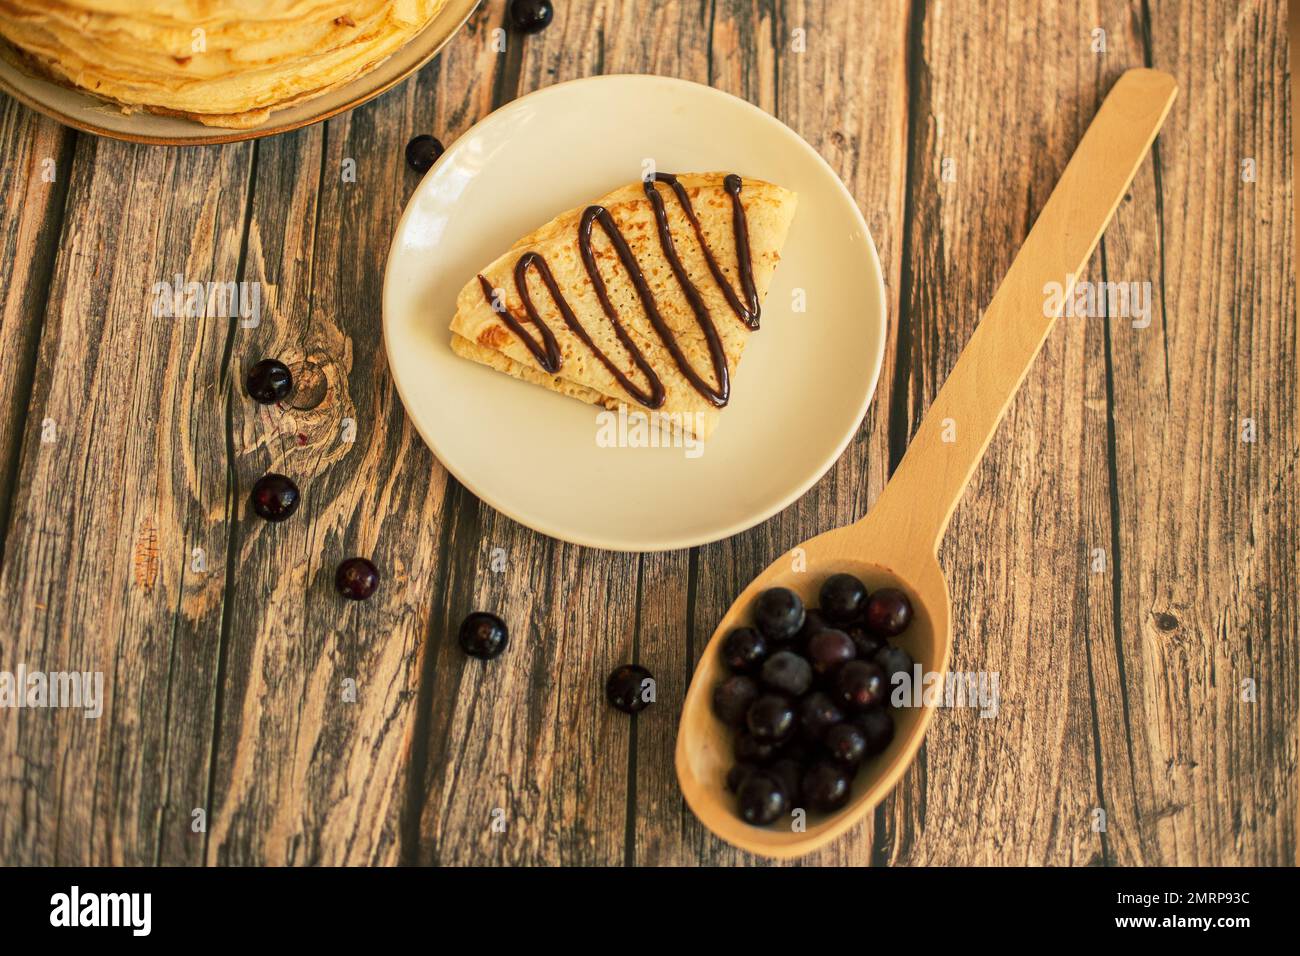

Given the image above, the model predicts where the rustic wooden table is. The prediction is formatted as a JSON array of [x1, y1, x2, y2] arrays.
[[0, 0, 1294, 867]]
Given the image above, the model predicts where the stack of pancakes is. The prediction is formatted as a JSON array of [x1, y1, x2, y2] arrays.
[[0, 0, 446, 128]]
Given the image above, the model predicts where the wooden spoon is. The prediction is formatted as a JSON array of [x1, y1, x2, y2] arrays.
[[675, 68, 1177, 859]]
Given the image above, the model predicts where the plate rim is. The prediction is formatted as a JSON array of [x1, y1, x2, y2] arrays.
[[382, 73, 887, 553], [0, 0, 481, 146]]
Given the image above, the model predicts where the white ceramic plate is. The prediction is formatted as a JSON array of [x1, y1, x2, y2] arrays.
[[383, 74, 886, 551], [0, 0, 478, 145]]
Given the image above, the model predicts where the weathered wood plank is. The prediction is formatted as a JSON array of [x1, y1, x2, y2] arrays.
[[1098, 0, 1297, 865], [1058, 1, 1173, 870], [204, 3, 505, 866], [0, 0, 1291, 869], [879, 1, 1136, 865], [412, 0, 709, 867], [0, 100, 73, 561], [633, 0, 913, 866], [0, 134, 253, 864], [591, 1, 724, 867]]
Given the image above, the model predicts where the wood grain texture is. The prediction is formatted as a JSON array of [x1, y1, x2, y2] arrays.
[[0, 102, 71, 562], [635, 0, 912, 866], [206, 2, 507, 866], [0, 0, 1293, 866], [0, 136, 253, 864], [414, 0, 705, 867], [1098, 0, 1297, 865], [879, 0, 1137, 866]]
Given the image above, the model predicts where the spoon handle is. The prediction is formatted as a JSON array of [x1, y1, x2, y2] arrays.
[[868, 67, 1177, 552]]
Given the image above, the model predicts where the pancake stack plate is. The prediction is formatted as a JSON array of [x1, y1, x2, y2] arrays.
[[0, 0, 480, 143]]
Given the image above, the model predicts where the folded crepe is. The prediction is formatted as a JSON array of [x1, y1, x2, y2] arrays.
[[450, 172, 797, 441], [0, 0, 446, 128]]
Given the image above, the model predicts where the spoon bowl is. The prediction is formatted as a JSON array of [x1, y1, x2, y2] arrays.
[[677, 520, 950, 858], [675, 68, 1177, 859]]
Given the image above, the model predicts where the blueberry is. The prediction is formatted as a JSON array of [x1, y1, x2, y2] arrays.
[[245, 358, 292, 404], [737, 771, 787, 826], [807, 628, 856, 676], [760, 650, 812, 696], [776, 738, 810, 766], [798, 691, 844, 743], [801, 761, 852, 813], [863, 586, 913, 636], [769, 758, 803, 806], [458, 611, 508, 659], [834, 660, 886, 711], [874, 644, 915, 690], [335, 557, 379, 600], [712, 675, 759, 725], [404, 134, 444, 173], [819, 573, 869, 623], [855, 707, 895, 756], [794, 608, 829, 652], [753, 587, 805, 642], [746, 693, 795, 742], [721, 626, 768, 674], [250, 473, 299, 521], [847, 624, 885, 661], [824, 721, 869, 768], [508, 0, 553, 33], [734, 730, 780, 765], [726, 762, 757, 794], [606, 664, 654, 714]]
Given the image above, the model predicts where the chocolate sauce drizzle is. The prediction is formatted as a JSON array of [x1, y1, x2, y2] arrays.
[[476, 173, 760, 409]]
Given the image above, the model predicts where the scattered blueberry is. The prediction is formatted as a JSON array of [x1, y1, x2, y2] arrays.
[[834, 660, 886, 711], [722, 626, 768, 674], [606, 664, 654, 714], [458, 611, 508, 659], [712, 675, 759, 726], [760, 650, 812, 697], [824, 721, 869, 768], [856, 708, 895, 756], [508, 0, 554, 33], [819, 573, 869, 623], [801, 761, 852, 813], [245, 359, 292, 404], [753, 587, 805, 642], [335, 557, 379, 600], [250, 473, 300, 522], [746, 694, 796, 743], [807, 628, 856, 676], [737, 771, 787, 825], [798, 691, 844, 743], [405, 134, 444, 173], [863, 586, 913, 636]]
